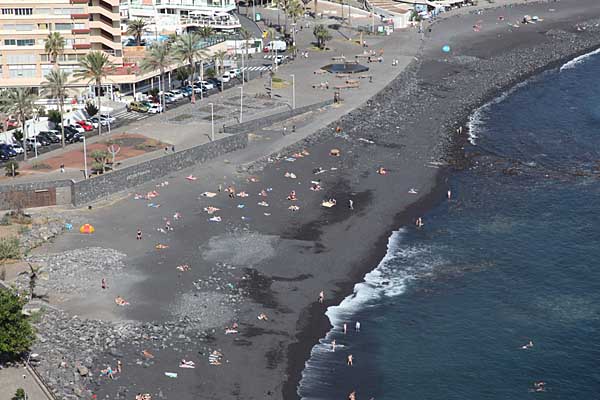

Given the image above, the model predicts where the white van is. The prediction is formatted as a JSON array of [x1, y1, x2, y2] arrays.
[[265, 40, 287, 52]]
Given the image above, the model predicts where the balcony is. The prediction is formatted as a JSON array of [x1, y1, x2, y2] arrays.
[[73, 43, 91, 49], [71, 13, 90, 19], [72, 28, 91, 34], [70, 0, 88, 3]]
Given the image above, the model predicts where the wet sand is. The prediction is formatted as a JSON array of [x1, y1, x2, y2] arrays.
[[36, 1, 600, 399]]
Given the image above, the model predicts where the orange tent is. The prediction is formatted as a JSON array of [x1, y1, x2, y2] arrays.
[[79, 224, 95, 234]]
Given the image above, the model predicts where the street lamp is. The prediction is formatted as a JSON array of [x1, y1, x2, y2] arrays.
[[209, 102, 214, 141], [239, 86, 243, 123], [290, 74, 295, 109], [82, 135, 88, 179]]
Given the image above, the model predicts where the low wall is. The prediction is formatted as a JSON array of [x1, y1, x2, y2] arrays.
[[223, 100, 333, 134], [0, 133, 248, 210], [72, 132, 248, 206]]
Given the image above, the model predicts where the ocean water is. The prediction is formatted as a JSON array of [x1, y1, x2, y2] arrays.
[[298, 50, 600, 400]]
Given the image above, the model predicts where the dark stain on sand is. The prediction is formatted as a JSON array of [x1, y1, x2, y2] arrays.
[[238, 268, 278, 308]]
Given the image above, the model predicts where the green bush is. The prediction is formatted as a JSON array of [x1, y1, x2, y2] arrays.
[[0, 290, 35, 359], [13, 388, 26, 400], [0, 237, 20, 261], [5, 161, 19, 177], [30, 162, 51, 170], [85, 102, 99, 117], [206, 68, 216, 78], [47, 110, 62, 127]]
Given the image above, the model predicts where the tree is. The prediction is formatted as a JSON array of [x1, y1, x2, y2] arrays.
[[13, 388, 26, 400], [313, 24, 331, 49], [42, 69, 71, 148], [287, 0, 304, 39], [240, 27, 253, 83], [197, 26, 214, 40], [0, 289, 35, 359], [0, 89, 37, 161], [275, 0, 291, 30], [140, 41, 172, 114], [174, 66, 191, 85], [314, 0, 318, 17], [75, 52, 113, 136], [44, 32, 65, 66], [127, 18, 148, 47], [47, 110, 62, 127], [173, 33, 207, 103], [85, 102, 98, 117], [213, 50, 228, 93], [90, 150, 110, 173]]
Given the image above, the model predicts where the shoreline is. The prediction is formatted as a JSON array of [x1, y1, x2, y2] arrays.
[[13, 2, 600, 400], [286, 3, 600, 399]]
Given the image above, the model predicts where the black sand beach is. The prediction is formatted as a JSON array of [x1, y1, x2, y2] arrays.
[[27, 1, 600, 399]]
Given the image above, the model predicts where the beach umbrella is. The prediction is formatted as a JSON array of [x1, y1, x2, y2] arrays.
[[79, 224, 95, 234], [442, 45, 451, 53]]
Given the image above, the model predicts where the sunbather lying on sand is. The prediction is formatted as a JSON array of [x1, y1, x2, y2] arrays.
[[258, 313, 269, 321], [237, 191, 249, 197], [115, 296, 129, 306], [204, 206, 220, 214], [179, 359, 195, 368]]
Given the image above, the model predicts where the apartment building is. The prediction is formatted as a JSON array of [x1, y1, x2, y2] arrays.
[[0, 0, 123, 89]]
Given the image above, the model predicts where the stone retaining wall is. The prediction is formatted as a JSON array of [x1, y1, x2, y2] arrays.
[[71, 132, 248, 206], [223, 100, 333, 134]]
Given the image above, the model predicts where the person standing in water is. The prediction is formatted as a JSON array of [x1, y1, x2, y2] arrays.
[[447, 189, 452, 199], [319, 290, 324, 304], [347, 354, 353, 366], [343, 323, 347, 334], [331, 339, 336, 352], [355, 321, 361, 332]]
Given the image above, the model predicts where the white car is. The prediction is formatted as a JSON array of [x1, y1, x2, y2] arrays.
[[199, 80, 214, 90], [227, 69, 241, 78], [25, 138, 42, 148], [100, 114, 116, 124], [167, 90, 184, 101], [9, 144, 23, 154], [69, 124, 85, 134], [147, 104, 163, 114], [86, 119, 99, 129], [220, 74, 231, 83]]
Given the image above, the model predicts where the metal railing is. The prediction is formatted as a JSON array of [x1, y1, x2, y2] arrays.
[[180, 17, 241, 27]]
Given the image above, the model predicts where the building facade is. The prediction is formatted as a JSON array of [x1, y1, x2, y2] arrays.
[[0, 0, 123, 88]]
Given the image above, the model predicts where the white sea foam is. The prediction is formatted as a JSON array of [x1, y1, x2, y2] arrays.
[[298, 230, 443, 398], [560, 47, 600, 71]]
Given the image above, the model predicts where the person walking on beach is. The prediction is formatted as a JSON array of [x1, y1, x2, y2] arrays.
[[355, 321, 361, 332], [101, 278, 107, 290], [331, 339, 336, 352], [136, 229, 142, 240], [343, 323, 347, 334], [349, 200, 354, 210], [319, 290, 324, 304], [117, 360, 122, 373], [348, 390, 356, 400], [347, 354, 353, 366], [447, 189, 452, 200], [416, 217, 424, 228]]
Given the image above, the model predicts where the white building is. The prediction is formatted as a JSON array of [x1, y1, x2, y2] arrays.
[[120, 0, 241, 35]]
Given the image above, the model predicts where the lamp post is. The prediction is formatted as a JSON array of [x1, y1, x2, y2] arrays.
[[290, 74, 295, 109], [239, 86, 243, 123], [209, 102, 214, 141], [82, 135, 88, 179]]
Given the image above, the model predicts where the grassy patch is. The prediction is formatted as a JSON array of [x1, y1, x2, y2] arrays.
[[30, 162, 52, 170], [0, 237, 20, 261], [134, 138, 163, 151], [202, 114, 225, 121]]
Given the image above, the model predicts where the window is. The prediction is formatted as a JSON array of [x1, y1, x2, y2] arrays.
[[34, 8, 51, 15], [8, 65, 36, 78], [4, 39, 16, 46], [1, 9, 13, 15], [7, 54, 36, 64], [55, 23, 73, 31], [16, 39, 35, 47], [15, 24, 34, 31], [53, 7, 84, 15], [73, 23, 86, 29], [15, 8, 33, 15], [42, 65, 53, 77], [37, 23, 49, 30]]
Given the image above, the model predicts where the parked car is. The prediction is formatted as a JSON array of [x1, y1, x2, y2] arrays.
[[220, 74, 231, 83], [38, 131, 60, 144], [127, 101, 150, 113], [68, 124, 85, 134], [89, 116, 108, 127], [63, 126, 80, 136], [0, 143, 17, 157], [9, 143, 24, 154], [100, 114, 116, 124], [207, 78, 222, 89], [25, 138, 42, 149], [76, 120, 93, 131], [161, 93, 176, 104], [227, 69, 241, 78], [86, 119, 99, 129], [167, 90, 184, 101], [0, 150, 9, 161], [65, 131, 82, 143], [198, 80, 214, 90]]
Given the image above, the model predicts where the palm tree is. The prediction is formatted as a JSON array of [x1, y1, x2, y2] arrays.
[[173, 33, 206, 103], [213, 49, 227, 93], [140, 41, 173, 114], [239, 27, 254, 84], [287, 0, 304, 37], [197, 26, 214, 41], [41, 70, 71, 148], [75, 51, 113, 136], [0, 89, 37, 161], [127, 18, 148, 46], [313, 24, 331, 49], [45, 32, 65, 66]]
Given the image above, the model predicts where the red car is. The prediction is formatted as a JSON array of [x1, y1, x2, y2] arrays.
[[77, 120, 93, 131]]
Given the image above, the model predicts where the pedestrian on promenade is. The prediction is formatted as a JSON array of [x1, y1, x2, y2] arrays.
[[60, 164, 65, 173]]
